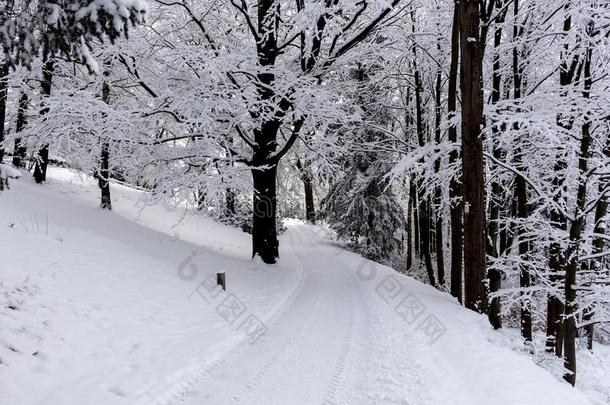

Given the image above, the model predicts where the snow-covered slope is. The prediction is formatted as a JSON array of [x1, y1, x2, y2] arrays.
[[0, 168, 597, 404]]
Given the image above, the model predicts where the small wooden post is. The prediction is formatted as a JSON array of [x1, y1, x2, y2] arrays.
[[217, 272, 226, 291]]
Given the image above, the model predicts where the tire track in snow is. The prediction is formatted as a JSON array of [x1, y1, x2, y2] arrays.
[[233, 227, 327, 402], [320, 234, 440, 405], [298, 225, 359, 405], [234, 224, 358, 405], [180, 223, 365, 405]]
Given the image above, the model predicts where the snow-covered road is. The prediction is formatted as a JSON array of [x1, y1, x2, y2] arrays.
[[1, 168, 598, 405], [177, 225, 362, 404], [134, 222, 444, 405]]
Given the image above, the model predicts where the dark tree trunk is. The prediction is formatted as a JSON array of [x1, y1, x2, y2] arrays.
[[99, 142, 112, 210], [434, 48, 445, 286], [405, 86, 414, 272], [12, 92, 29, 168], [406, 179, 414, 271], [226, 188, 236, 217], [487, 175, 503, 326], [547, 11, 578, 356], [516, 169, 532, 341], [303, 175, 315, 223], [458, 0, 487, 312], [250, 0, 281, 264], [0, 0, 16, 164], [587, 164, 609, 350], [448, 4, 463, 303], [512, 0, 531, 341], [413, 48, 435, 287], [296, 158, 315, 223], [33, 58, 55, 183], [546, 280, 564, 355], [499, 193, 518, 256], [99, 77, 112, 210], [223, 147, 238, 218], [252, 165, 279, 263], [412, 178, 420, 258], [487, 2, 507, 329], [33, 147, 49, 183], [419, 193, 436, 286], [547, 164, 567, 355], [564, 34, 594, 386], [0, 63, 8, 163]]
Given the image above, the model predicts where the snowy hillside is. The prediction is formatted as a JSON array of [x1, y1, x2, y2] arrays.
[[0, 169, 604, 405]]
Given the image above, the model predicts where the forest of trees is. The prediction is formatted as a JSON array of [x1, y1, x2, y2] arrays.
[[1, 0, 610, 387]]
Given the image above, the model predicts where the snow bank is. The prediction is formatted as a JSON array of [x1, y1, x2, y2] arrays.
[[0, 164, 22, 179], [0, 169, 298, 404]]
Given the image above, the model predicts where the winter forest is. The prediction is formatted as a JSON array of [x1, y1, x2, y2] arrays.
[[2, 0, 610, 404]]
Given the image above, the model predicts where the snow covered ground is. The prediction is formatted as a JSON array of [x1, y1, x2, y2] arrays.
[[0, 167, 605, 404]]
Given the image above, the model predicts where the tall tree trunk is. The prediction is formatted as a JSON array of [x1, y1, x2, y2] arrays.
[[0, 0, 16, 164], [563, 127, 590, 386], [546, 177, 567, 355], [405, 84, 415, 272], [412, 177, 421, 258], [515, 163, 532, 341], [413, 45, 435, 287], [0, 63, 8, 163], [99, 76, 112, 210], [251, 0, 281, 263], [434, 45, 445, 286], [33, 58, 55, 183], [487, 2, 507, 329], [587, 152, 609, 349], [547, 11, 578, 356], [448, 4, 463, 303], [563, 30, 594, 386], [12, 92, 29, 168], [512, 0, 531, 342], [458, 0, 487, 312], [404, 84, 415, 272], [406, 179, 414, 271]]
